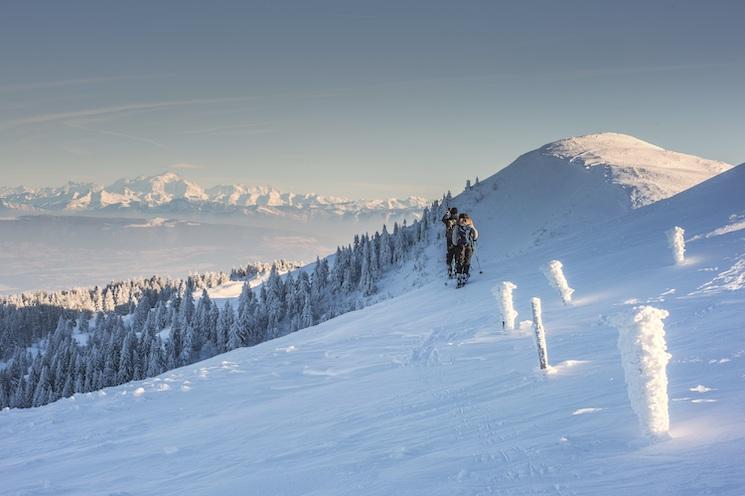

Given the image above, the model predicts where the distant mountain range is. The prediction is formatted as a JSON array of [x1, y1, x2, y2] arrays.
[[0, 172, 429, 224]]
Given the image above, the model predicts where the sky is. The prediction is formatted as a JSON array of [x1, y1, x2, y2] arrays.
[[1, 0, 743, 199]]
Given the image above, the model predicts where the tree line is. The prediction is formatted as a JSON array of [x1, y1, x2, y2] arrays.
[[0, 203, 440, 410]]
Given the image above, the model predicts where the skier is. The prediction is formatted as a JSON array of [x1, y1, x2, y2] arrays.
[[441, 207, 459, 278], [451, 213, 478, 288]]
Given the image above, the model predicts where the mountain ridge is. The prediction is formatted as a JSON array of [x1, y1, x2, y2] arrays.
[[0, 171, 430, 222]]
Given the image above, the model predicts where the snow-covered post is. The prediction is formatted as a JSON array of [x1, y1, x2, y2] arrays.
[[666, 226, 686, 265], [492, 281, 518, 332], [530, 297, 549, 370], [543, 260, 574, 305], [611, 306, 671, 438]]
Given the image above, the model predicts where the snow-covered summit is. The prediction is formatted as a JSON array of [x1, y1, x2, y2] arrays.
[[106, 171, 209, 206], [452, 133, 733, 259], [541, 132, 732, 207]]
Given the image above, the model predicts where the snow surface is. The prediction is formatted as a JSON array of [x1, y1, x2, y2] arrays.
[[2, 150, 744, 495]]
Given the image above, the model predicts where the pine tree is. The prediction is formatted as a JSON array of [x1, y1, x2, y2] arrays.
[[208, 302, 219, 345], [341, 264, 354, 294], [32, 365, 50, 407], [180, 323, 194, 365], [13, 376, 27, 408], [102, 289, 116, 313], [301, 294, 314, 328], [228, 321, 242, 351], [359, 240, 376, 296], [131, 294, 151, 333], [169, 315, 183, 365], [217, 301, 235, 353], [146, 336, 164, 377], [237, 282, 252, 319], [193, 289, 212, 353], [117, 329, 137, 384], [179, 280, 196, 327], [62, 374, 74, 398], [379, 225, 392, 270]]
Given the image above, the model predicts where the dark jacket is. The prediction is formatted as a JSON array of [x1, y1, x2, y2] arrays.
[[442, 212, 458, 246]]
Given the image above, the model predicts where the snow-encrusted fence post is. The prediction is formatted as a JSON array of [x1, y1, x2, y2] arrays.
[[530, 298, 549, 370], [543, 260, 574, 305], [492, 281, 518, 332], [611, 305, 671, 438], [666, 226, 686, 265]]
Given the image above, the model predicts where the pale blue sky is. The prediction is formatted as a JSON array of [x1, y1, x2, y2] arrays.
[[1, 0, 743, 198]]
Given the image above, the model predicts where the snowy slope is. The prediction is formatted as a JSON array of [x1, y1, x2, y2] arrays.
[[457, 132, 731, 258], [2, 158, 744, 495]]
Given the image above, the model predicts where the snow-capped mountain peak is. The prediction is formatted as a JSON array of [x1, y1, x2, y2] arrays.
[[105, 172, 209, 206], [453, 132, 733, 259], [540, 132, 732, 207], [0, 172, 430, 226]]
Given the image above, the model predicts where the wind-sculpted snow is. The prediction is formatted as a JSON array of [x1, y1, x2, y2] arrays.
[[611, 305, 671, 437], [542, 260, 574, 305], [667, 226, 686, 265], [493, 281, 518, 331]]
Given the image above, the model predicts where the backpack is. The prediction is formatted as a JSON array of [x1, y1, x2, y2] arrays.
[[445, 219, 457, 239], [454, 225, 473, 247]]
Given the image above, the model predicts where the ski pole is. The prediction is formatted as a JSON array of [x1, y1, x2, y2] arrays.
[[474, 242, 483, 274]]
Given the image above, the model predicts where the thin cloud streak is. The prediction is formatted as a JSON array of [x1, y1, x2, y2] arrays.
[[181, 123, 273, 135], [64, 122, 168, 150], [286, 61, 741, 99], [0, 74, 172, 92], [0, 97, 256, 131]]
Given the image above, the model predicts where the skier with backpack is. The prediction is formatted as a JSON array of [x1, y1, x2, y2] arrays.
[[441, 207, 459, 278], [451, 213, 479, 288]]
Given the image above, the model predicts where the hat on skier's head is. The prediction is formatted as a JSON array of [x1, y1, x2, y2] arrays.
[[449, 207, 458, 215], [458, 213, 472, 225]]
